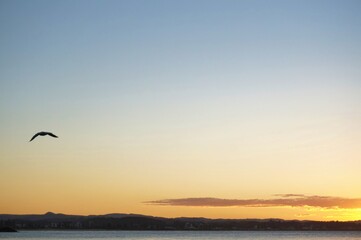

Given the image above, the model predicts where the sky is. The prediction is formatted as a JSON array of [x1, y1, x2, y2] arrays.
[[0, 0, 360, 221]]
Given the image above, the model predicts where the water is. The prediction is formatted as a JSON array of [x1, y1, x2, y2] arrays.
[[1, 231, 361, 240]]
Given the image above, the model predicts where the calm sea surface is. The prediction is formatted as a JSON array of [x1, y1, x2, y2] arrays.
[[1, 231, 361, 240]]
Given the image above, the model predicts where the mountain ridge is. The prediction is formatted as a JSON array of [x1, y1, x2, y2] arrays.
[[1, 212, 360, 231]]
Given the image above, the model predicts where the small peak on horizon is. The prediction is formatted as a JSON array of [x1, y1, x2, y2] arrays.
[[44, 212, 56, 215]]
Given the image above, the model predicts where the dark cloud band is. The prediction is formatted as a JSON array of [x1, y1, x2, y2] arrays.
[[145, 195, 361, 209]]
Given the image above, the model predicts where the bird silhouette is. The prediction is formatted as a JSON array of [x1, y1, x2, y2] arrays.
[[30, 131, 58, 142]]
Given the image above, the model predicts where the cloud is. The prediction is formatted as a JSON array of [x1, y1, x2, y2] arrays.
[[274, 194, 306, 198], [145, 195, 361, 209]]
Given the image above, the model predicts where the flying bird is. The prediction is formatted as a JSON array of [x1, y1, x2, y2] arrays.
[[29, 131, 58, 142]]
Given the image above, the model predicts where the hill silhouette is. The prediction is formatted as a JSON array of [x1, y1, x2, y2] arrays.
[[1, 212, 361, 231]]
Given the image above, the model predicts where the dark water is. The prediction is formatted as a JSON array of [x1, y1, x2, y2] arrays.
[[0, 231, 361, 240], [1, 231, 361, 240]]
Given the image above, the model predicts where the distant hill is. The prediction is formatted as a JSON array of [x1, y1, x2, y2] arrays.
[[1, 212, 361, 231], [0, 212, 83, 222]]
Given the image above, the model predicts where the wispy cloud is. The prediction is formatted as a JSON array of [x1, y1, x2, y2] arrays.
[[145, 195, 361, 209]]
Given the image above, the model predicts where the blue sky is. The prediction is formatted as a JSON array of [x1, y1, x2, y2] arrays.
[[1, 0, 360, 144], [0, 0, 361, 219], [1, 0, 360, 109]]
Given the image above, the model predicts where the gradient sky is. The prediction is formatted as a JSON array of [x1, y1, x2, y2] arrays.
[[0, 0, 360, 221]]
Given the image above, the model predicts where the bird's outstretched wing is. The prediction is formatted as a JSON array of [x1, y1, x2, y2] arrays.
[[29, 133, 40, 142], [46, 132, 58, 138]]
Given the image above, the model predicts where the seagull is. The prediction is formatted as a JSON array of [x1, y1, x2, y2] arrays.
[[29, 131, 58, 142]]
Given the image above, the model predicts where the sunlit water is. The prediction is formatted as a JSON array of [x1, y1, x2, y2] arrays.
[[1, 231, 361, 240]]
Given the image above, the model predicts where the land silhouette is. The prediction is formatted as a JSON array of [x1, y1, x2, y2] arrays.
[[1, 212, 361, 231]]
